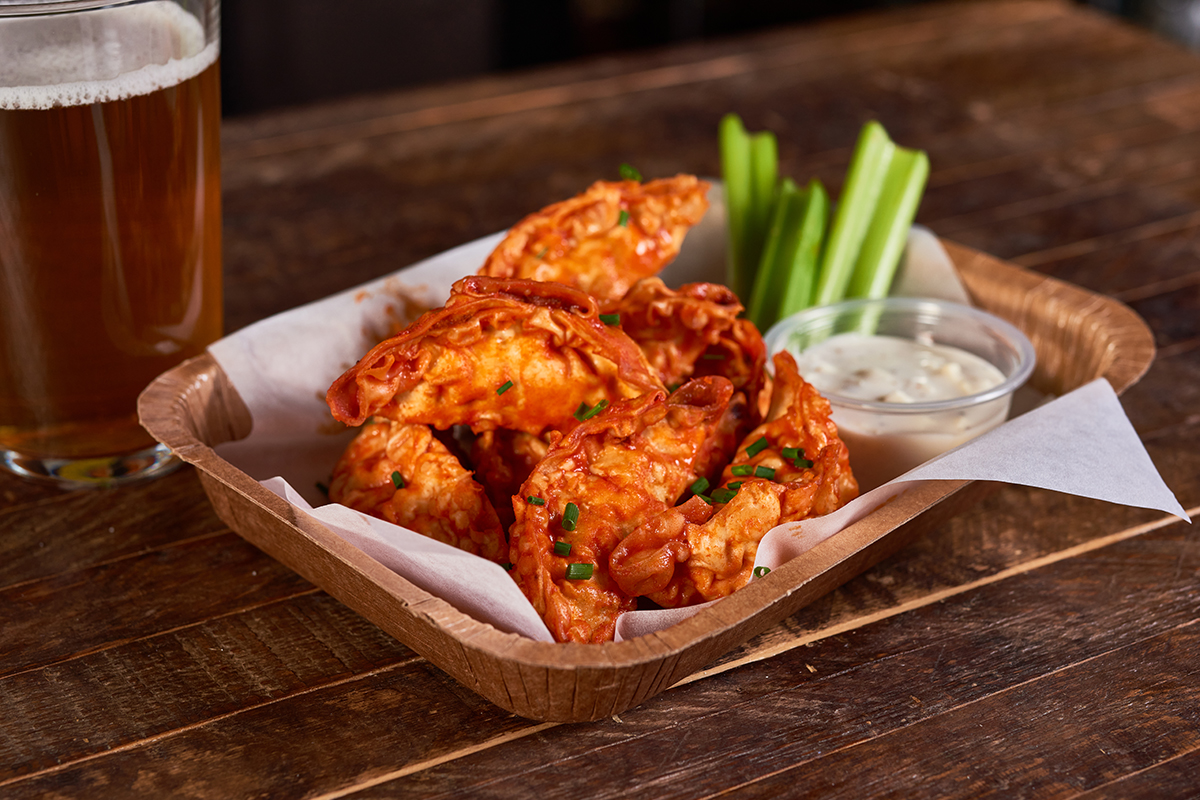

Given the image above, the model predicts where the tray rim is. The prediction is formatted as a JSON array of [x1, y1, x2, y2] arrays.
[[138, 236, 1156, 720]]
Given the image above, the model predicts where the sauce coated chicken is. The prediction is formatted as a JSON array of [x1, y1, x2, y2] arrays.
[[609, 352, 859, 608], [509, 377, 735, 643], [329, 419, 507, 562], [327, 276, 664, 435], [479, 176, 710, 301], [325, 174, 857, 643]]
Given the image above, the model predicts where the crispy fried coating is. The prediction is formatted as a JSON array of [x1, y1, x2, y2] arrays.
[[479, 176, 710, 301], [327, 276, 664, 435], [742, 351, 859, 517], [604, 277, 769, 453], [329, 419, 507, 563], [609, 352, 858, 607], [509, 377, 736, 643], [604, 278, 766, 399], [471, 429, 550, 531]]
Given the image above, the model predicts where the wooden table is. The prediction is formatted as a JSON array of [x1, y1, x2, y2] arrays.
[[5, 0, 1199, 795]]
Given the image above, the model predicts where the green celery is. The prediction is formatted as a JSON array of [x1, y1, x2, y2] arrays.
[[812, 121, 894, 306], [746, 177, 800, 330], [777, 178, 829, 321], [845, 146, 930, 300], [719, 113, 779, 300], [745, 128, 779, 299], [746, 178, 829, 331], [718, 114, 753, 301]]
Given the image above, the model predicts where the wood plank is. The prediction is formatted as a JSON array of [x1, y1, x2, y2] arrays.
[[1122, 348, 1200, 444], [933, 174, 1200, 260], [0, 466, 225, 590], [1075, 747, 1200, 799], [216, 6, 1200, 332], [1127, 285, 1200, 352], [713, 625, 1200, 799], [0, 533, 312, 676], [0, 593, 416, 782], [926, 131, 1200, 233], [1, 655, 540, 798], [0, 473, 64, 510], [295, 521, 1197, 799], [3, 502, 1192, 797], [218, 0, 1074, 164], [1015, 220, 1200, 296]]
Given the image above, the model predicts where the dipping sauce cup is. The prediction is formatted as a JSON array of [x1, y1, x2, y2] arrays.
[[764, 297, 1036, 492]]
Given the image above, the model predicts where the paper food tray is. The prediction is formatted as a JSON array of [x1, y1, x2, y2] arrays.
[[139, 232, 1154, 722]]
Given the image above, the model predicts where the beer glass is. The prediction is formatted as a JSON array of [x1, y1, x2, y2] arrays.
[[0, 0, 222, 487]]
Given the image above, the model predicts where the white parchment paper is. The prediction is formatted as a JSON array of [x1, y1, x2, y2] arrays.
[[210, 190, 1187, 644]]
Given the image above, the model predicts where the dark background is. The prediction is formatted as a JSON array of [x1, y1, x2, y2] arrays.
[[219, 0, 1200, 117]]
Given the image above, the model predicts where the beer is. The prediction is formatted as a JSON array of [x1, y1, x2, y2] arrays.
[[0, 1, 222, 477]]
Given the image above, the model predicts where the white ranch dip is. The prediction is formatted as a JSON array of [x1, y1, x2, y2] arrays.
[[793, 333, 1006, 404], [792, 332, 1011, 491]]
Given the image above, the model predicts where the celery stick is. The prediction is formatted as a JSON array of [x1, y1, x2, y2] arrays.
[[812, 121, 894, 306], [719, 114, 753, 300], [846, 147, 930, 300], [744, 129, 779, 299], [746, 178, 830, 331], [746, 178, 801, 329], [777, 178, 829, 320]]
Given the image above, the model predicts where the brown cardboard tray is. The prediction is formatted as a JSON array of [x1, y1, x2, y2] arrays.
[[138, 239, 1155, 722]]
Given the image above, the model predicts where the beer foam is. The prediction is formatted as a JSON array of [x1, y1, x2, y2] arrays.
[[0, 1, 217, 110]]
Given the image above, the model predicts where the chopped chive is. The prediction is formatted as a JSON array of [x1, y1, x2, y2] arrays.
[[700, 353, 726, 360], [390, 471, 405, 489], [496, 380, 514, 395], [754, 465, 776, 480], [500, 562, 514, 570], [745, 436, 769, 458], [553, 541, 572, 557], [711, 487, 738, 504], [617, 209, 630, 227], [562, 502, 580, 531], [565, 563, 594, 580], [782, 446, 814, 468], [731, 464, 754, 477], [753, 566, 771, 578], [535, 246, 548, 259], [575, 399, 609, 421], [690, 477, 711, 495], [599, 313, 621, 325], [697, 494, 714, 505], [619, 163, 643, 181], [526, 496, 546, 506], [727, 481, 743, 490], [667, 382, 682, 393]]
